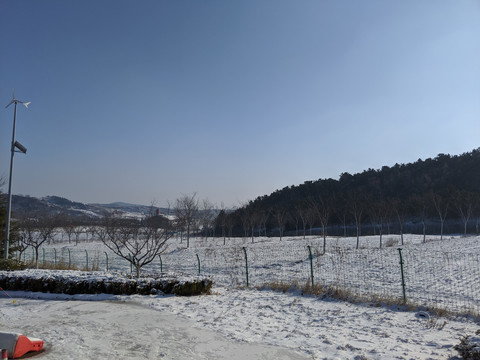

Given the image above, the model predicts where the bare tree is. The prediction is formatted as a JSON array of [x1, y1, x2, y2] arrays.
[[290, 208, 300, 237], [239, 207, 250, 239], [295, 204, 309, 239], [310, 196, 330, 254], [101, 211, 173, 277], [257, 209, 270, 237], [411, 194, 429, 243], [173, 193, 199, 248], [20, 216, 56, 268], [225, 211, 235, 240], [273, 207, 288, 240], [199, 199, 216, 240], [60, 216, 75, 244], [392, 198, 407, 245], [349, 192, 365, 249], [370, 201, 387, 248], [216, 206, 227, 244], [73, 225, 85, 246], [336, 196, 349, 237], [432, 192, 449, 240], [16, 226, 30, 261], [87, 225, 97, 242], [249, 210, 258, 242], [455, 191, 474, 237]]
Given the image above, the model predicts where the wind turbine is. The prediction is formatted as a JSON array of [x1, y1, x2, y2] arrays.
[[5, 91, 31, 110], [4, 91, 30, 259]]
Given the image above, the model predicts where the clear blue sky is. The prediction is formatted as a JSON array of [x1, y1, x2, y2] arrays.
[[1, 0, 479, 207]]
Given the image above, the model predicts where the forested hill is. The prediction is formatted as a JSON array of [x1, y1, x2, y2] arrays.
[[257, 149, 480, 207], [223, 148, 480, 236]]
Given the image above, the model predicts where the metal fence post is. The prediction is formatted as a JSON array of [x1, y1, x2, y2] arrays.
[[54, 248, 57, 266], [68, 248, 71, 268], [196, 254, 201, 274], [397, 248, 407, 303], [158, 254, 163, 273], [85, 250, 89, 270], [104, 251, 109, 272], [242, 247, 249, 287], [42, 248, 45, 265], [307, 245, 314, 289]]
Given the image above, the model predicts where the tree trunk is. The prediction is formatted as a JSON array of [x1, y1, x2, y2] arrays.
[[356, 225, 360, 249], [322, 224, 326, 254], [379, 224, 383, 248]]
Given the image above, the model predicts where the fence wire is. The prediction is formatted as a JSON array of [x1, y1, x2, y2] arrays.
[[21, 241, 480, 316]]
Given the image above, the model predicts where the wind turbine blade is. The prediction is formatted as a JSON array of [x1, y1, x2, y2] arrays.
[[23, 101, 31, 108], [5, 99, 15, 108]]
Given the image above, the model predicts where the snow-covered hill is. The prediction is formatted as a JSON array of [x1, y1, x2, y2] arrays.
[[11, 195, 171, 219]]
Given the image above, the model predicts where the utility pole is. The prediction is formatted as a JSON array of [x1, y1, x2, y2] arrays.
[[4, 92, 30, 259]]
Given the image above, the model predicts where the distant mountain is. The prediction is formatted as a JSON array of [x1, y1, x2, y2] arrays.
[[11, 195, 171, 220]]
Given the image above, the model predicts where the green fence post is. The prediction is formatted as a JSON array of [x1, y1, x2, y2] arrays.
[[158, 255, 163, 273], [104, 252, 109, 271], [54, 248, 57, 266], [128, 254, 133, 273], [85, 250, 89, 270], [196, 254, 201, 274], [42, 248, 45, 265], [307, 245, 314, 289], [397, 248, 407, 303], [242, 247, 249, 287], [68, 248, 71, 268]]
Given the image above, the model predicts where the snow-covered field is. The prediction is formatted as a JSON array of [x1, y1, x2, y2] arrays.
[[2, 234, 479, 359], [36, 233, 480, 314]]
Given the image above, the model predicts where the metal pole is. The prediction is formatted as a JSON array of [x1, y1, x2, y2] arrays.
[[104, 251, 109, 271], [4, 102, 18, 259], [242, 247, 249, 287], [196, 254, 200, 274], [307, 245, 314, 289], [397, 248, 407, 303]]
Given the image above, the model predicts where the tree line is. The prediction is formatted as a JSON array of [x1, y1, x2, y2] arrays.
[[3, 148, 480, 274], [216, 149, 480, 247], [0, 192, 218, 276]]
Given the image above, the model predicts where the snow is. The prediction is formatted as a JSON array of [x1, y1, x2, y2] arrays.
[[0, 288, 476, 359], [2, 234, 480, 359]]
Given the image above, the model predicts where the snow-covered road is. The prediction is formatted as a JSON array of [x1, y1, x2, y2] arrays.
[[0, 296, 306, 359], [1, 288, 477, 359]]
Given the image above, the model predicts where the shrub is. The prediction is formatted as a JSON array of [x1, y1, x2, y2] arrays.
[[455, 330, 480, 359], [0, 270, 213, 296], [0, 259, 28, 271]]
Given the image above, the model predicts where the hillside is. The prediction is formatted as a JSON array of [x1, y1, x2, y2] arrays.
[[9, 195, 171, 221], [223, 148, 480, 236]]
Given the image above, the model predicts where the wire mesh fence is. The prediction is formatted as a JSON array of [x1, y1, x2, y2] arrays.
[[18, 240, 480, 316]]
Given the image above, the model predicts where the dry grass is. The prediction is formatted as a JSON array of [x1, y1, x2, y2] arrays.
[[33, 260, 98, 271], [256, 280, 301, 293], [384, 238, 398, 247], [256, 279, 480, 322], [35, 261, 80, 271]]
